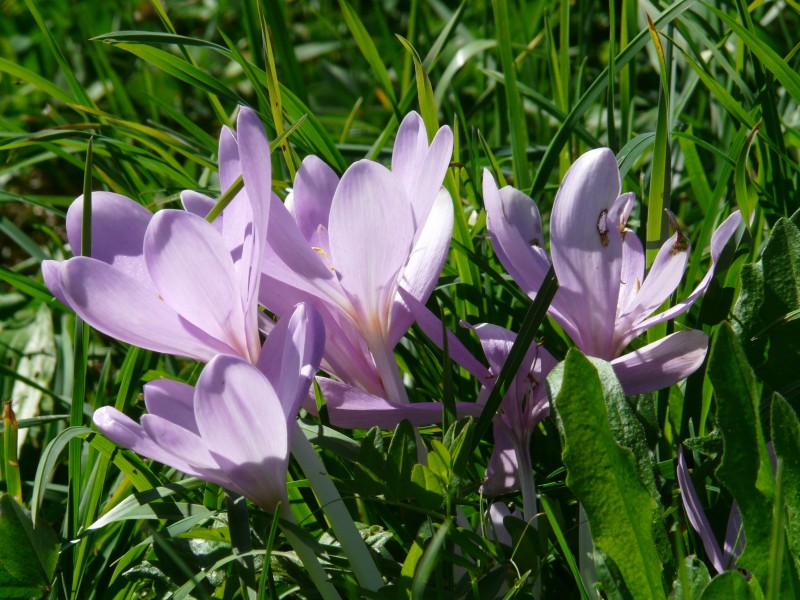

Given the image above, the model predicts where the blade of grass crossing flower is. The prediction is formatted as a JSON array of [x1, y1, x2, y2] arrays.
[[263, 0, 307, 103], [258, 1, 298, 179], [471, 267, 558, 452], [734, 121, 761, 232], [338, 0, 397, 109], [258, 501, 281, 600], [528, 0, 698, 199], [400, 0, 418, 93], [397, 36, 439, 136], [492, 0, 530, 190]]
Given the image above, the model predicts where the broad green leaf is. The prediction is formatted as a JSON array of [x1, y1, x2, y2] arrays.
[[733, 213, 800, 400], [386, 420, 418, 502], [354, 427, 386, 496], [550, 350, 666, 599], [771, 395, 800, 573], [0, 494, 58, 599], [699, 571, 759, 600], [672, 556, 711, 600], [410, 464, 444, 510], [707, 324, 773, 585]]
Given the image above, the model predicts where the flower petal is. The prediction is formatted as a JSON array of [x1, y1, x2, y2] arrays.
[[484, 171, 550, 296], [392, 113, 453, 226], [93, 407, 207, 479], [218, 125, 240, 192], [611, 330, 708, 396], [617, 228, 645, 317], [549, 148, 623, 358], [328, 160, 414, 332], [677, 447, 727, 574], [257, 303, 325, 420], [390, 188, 454, 345], [181, 190, 216, 220], [481, 423, 519, 496], [42, 260, 69, 306], [194, 355, 290, 510], [291, 155, 339, 243], [144, 210, 251, 360], [60, 257, 232, 360], [140, 414, 219, 472], [143, 379, 198, 435], [625, 211, 743, 340], [313, 378, 482, 428]]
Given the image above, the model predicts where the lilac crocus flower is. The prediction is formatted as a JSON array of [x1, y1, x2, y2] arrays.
[[464, 323, 556, 497], [485, 148, 743, 394], [259, 112, 474, 427], [42, 107, 270, 364], [677, 447, 744, 574], [93, 303, 324, 512]]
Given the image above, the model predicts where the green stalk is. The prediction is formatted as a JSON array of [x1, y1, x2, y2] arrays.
[[3, 402, 22, 503], [290, 424, 384, 591]]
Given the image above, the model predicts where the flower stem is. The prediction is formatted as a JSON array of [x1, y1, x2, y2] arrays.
[[291, 424, 384, 591], [513, 438, 537, 525], [279, 502, 341, 600]]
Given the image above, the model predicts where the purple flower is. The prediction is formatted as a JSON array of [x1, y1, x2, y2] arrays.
[[42, 107, 270, 364], [93, 303, 324, 512], [484, 148, 743, 394], [464, 323, 556, 496], [677, 447, 744, 574], [259, 112, 473, 427]]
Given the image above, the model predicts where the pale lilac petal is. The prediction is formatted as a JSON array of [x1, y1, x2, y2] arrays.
[[482, 423, 519, 496], [390, 189, 454, 345], [194, 355, 289, 510], [392, 113, 453, 226], [677, 447, 727, 574], [93, 407, 206, 479], [549, 148, 623, 359], [60, 257, 233, 360], [396, 287, 491, 381], [66, 192, 154, 292], [236, 108, 271, 210], [257, 303, 325, 419], [617, 230, 645, 317], [619, 230, 690, 324], [626, 211, 743, 339], [143, 379, 198, 435], [314, 378, 482, 428], [291, 155, 339, 243], [140, 414, 219, 471], [42, 260, 69, 306], [218, 125, 240, 191], [144, 210, 251, 360], [611, 330, 708, 396], [180, 190, 216, 220], [328, 160, 414, 331], [483, 171, 550, 296], [488, 502, 519, 546]]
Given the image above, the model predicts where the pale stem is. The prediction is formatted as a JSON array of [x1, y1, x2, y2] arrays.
[[513, 436, 541, 597], [279, 502, 341, 600], [291, 424, 384, 591]]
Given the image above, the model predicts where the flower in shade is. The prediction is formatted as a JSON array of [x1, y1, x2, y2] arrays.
[[464, 323, 557, 496], [93, 303, 324, 512], [42, 107, 271, 364], [484, 148, 743, 394], [677, 447, 744, 574], [259, 112, 477, 427]]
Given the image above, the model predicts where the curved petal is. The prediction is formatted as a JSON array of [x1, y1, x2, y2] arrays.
[[60, 257, 232, 360], [181, 190, 216, 220], [194, 355, 289, 511], [140, 414, 219, 471], [390, 188, 454, 345], [42, 260, 69, 307], [619, 230, 690, 325], [392, 113, 453, 226], [313, 378, 482, 428], [550, 148, 623, 358], [143, 379, 198, 435], [677, 448, 727, 574], [328, 160, 414, 332], [617, 230, 645, 317], [66, 192, 154, 292], [483, 171, 550, 296], [622, 211, 744, 342], [611, 330, 708, 396], [237, 107, 271, 212], [257, 303, 325, 419], [144, 210, 251, 360], [291, 155, 339, 243], [93, 407, 206, 479], [218, 125, 240, 192]]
